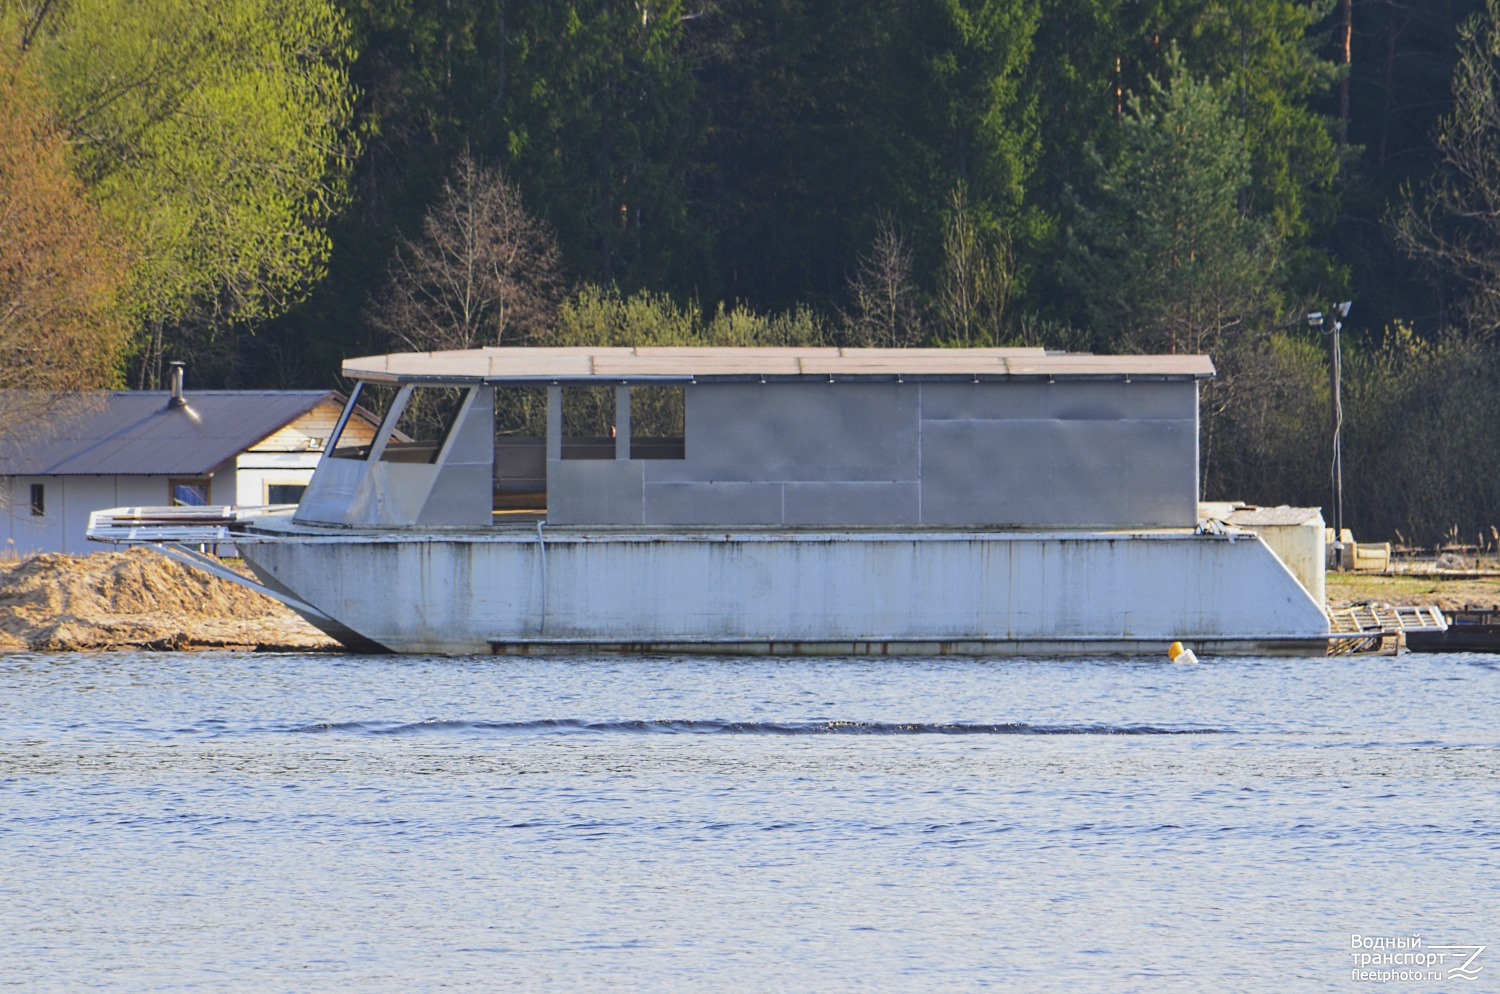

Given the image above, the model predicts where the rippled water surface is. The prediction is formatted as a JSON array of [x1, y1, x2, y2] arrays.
[[2, 650, 1496, 991]]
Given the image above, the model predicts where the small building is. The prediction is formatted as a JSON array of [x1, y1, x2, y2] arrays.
[[1, 376, 375, 556], [1201, 502, 1327, 607]]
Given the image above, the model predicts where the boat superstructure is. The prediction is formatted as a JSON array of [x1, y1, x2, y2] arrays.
[[90, 346, 1332, 654]]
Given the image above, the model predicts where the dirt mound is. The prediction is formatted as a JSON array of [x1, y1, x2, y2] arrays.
[[0, 548, 337, 652]]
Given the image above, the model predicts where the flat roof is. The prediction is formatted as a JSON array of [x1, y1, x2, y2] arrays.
[[342, 347, 1216, 383]]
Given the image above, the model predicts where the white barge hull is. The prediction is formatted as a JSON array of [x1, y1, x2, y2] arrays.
[[235, 525, 1329, 655]]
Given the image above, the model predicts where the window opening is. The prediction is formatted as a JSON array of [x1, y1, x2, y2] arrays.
[[266, 483, 307, 505], [378, 386, 468, 464], [329, 383, 401, 460], [630, 386, 686, 459], [494, 386, 548, 515], [29, 483, 44, 517], [561, 385, 615, 460]]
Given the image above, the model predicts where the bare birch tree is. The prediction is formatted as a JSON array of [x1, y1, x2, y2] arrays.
[[368, 150, 565, 352], [937, 181, 1014, 345], [843, 216, 923, 348]]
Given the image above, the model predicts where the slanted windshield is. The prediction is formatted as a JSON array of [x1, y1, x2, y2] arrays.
[[328, 383, 398, 460], [379, 386, 469, 464]]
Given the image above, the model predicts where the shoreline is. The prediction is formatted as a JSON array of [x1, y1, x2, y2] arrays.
[[1, 549, 1495, 654], [0, 549, 337, 653]]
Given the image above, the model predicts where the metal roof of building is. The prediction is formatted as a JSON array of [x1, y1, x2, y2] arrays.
[[0, 391, 337, 477], [343, 346, 1216, 383]]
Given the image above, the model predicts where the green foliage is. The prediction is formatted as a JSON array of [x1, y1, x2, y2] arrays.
[[936, 181, 1015, 345], [1342, 327, 1500, 544], [547, 285, 829, 348], [915, 0, 1042, 221], [0, 44, 133, 411], [500, 0, 705, 294], [1173, 0, 1340, 240], [14, 0, 357, 385], [10, 0, 1498, 537], [1201, 332, 1329, 507], [1396, 0, 1500, 337], [1062, 49, 1280, 356]]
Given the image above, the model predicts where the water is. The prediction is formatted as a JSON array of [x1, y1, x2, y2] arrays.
[[2, 650, 1496, 992]]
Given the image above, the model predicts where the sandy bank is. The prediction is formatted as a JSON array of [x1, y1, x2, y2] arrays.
[[0, 548, 337, 653]]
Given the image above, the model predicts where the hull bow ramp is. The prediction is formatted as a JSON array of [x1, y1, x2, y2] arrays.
[[90, 346, 1331, 655]]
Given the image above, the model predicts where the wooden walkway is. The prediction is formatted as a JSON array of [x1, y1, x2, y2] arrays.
[[1326, 603, 1448, 655]]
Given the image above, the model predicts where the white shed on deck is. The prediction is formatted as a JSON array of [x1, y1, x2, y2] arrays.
[[1201, 502, 1327, 607]]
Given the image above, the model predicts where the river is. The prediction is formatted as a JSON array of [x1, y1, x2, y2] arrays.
[[2, 650, 1495, 991]]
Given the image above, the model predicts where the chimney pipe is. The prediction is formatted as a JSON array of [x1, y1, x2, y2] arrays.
[[168, 362, 186, 408]]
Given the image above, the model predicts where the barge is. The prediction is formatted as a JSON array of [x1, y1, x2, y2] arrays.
[[89, 346, 1332, 655]]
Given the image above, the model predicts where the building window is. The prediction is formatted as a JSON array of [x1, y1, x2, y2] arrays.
[[30, 483, 44, 517], [171, 478, 211, 507], [266, 484, 307, 505]]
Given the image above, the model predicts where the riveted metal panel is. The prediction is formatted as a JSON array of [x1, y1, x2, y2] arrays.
[[549, 460, 645, 525], [644, 481, 785, 525], [649, 382, 919, 485], [416, 385, 494, 525], [782, 482, 921, 525], [920, 418, 1197, 527], [236, 525, 1327, 655], [920, 380, 1195, 422]]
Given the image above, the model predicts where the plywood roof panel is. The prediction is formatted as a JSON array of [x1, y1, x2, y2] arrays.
[[343, 347, 1216, 383]]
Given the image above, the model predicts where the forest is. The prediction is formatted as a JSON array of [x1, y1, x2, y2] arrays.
[[3, 0, 1499, 547]]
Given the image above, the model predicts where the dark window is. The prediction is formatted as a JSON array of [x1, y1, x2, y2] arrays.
[[171, 479, 210, 506], [561, 386, 615, 460], [380, 386, 468, 464], [29, 484, 44, 517], [267, 484, 307, 505], [630, 386, 686, 459], [329, 382, 400, 460], [494, 387, 547, 515]]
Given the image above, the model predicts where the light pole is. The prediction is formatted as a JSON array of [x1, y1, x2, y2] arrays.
[[1308, 302, 1352, 570]]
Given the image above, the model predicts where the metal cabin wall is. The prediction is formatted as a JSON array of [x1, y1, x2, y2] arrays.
[[296, 386, 494, 527], [545, 378, 1199, 529], [918, 380, 1199, 528]]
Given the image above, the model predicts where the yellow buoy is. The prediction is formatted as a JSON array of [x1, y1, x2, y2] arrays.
[[1168, 640, 1199, 665]]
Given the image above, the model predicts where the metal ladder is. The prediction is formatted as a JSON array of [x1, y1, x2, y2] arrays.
[[1326, 603, 1448, 655]]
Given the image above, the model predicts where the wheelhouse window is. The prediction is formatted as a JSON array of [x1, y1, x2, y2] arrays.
[[630, 386, 685, 459], [328, 383, 397, 460], [379, 386, 469, 464]]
